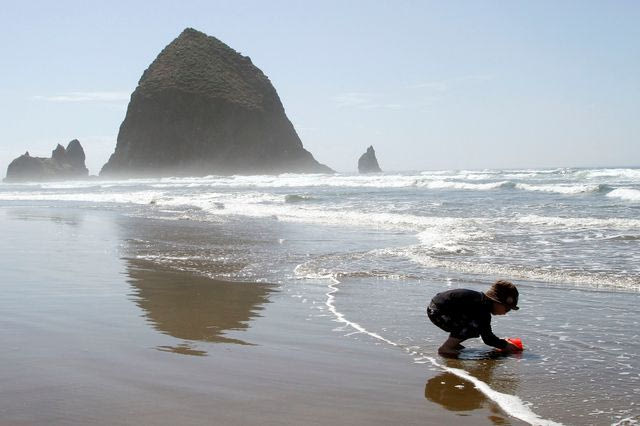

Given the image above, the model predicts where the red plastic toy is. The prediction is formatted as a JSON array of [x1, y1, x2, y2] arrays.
[[505, 337, 524, 351]]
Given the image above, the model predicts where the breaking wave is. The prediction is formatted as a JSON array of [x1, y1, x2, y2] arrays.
[[391, 246, 640, 291], [512, 214, 640, 230], [514, 183, 610, 195], [416, 180, 514, 191], [579, 168, 640, 180], [284, 194, 314, 203], [607, 188, 640, 202]]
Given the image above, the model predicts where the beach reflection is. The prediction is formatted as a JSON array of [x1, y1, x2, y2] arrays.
[[126, 259, 274, 355], [6, 207, 84, 227], [425, 359, 517, 424]]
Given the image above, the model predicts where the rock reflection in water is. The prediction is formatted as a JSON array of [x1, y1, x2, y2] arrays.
[[126, 259, 274, 355]]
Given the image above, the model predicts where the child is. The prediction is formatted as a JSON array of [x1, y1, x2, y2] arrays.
[[427, 280, 521, 356]]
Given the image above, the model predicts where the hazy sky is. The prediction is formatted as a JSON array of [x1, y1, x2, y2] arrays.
[[1, 0, 638, 174]]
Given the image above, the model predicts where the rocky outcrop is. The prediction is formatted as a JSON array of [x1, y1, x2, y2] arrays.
[[4, 140, 89, 182], [100, 28, 332, 177], [65, 139, 88, 170], [358, 146, 382, 173]]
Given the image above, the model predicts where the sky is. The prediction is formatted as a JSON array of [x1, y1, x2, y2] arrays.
[[1, 0, 638, 174]]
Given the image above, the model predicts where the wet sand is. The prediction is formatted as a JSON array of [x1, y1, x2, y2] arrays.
[[0, 206, 514, 425]]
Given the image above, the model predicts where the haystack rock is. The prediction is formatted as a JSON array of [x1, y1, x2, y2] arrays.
[[100, 28, 332, 177], [4, 139, 89, 182], [358, 146, 382, 173]]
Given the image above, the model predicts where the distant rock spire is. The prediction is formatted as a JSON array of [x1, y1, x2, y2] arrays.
[[66, 139, 87, 169], [358, 146, 382, 173]]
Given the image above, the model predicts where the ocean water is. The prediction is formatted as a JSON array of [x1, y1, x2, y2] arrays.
[[1, 167, 639, 425]]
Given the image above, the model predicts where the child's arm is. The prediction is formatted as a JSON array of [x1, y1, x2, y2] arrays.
[[480, 325, 508, 350]]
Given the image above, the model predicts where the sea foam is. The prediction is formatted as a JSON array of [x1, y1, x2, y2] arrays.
[[513, 214, 640, 230], [0, 190, 163, 205], [418, 180, 513, 191], [394, 246, 640, 291], [514, 183, 604, 195], [580, 168, 640, 180], [606, 188, 640, 202]]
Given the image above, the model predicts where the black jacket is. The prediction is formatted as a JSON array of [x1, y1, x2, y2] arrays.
[[430, 289, 507, 349]]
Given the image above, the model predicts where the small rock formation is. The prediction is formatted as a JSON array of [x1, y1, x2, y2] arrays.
[[65, 139, 88, 170], [4, 140, 89, 182], [101, 28, 332, 177], [358, 146, 382, 173]]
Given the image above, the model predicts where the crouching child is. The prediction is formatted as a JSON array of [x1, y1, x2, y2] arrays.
[[427, 280, 521, 357]]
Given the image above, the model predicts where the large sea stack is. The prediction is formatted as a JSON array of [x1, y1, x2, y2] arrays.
[[100, 28, 332, 177], [4, 139, 89, 182]]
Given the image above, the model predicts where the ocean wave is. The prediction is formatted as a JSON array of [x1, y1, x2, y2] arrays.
[[0, 190, 164, 204], [579, 168, 640, 180], [606, 188, 640, 202], [428, 170, 502, 181], [0, 169, 623, 195], [295, 267, 420, 281], [514, 183, 608, 195], [417, 180, 513, 191], [604, 234, 640, 241], [0, 173, 531, 192], [513, 214, 640, 229], [161, 195, 490, 258], [5, 185, 638, 237], [284, 194, 314, 203], [392, 246, 640, 291], [143, 174, 419, 189], [0, 185, 486, 239], [3, 167, 635, 192], [293, 243, 640, 291], [417, 228, 488, 255], [214, 174, 420, 188]]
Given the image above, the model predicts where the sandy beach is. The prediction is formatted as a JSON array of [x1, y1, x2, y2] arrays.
[[2, 1, 639, 423], [0, 205, 513, 425]]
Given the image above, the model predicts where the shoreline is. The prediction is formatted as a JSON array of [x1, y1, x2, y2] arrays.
[[0, 205, 512, 425]]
